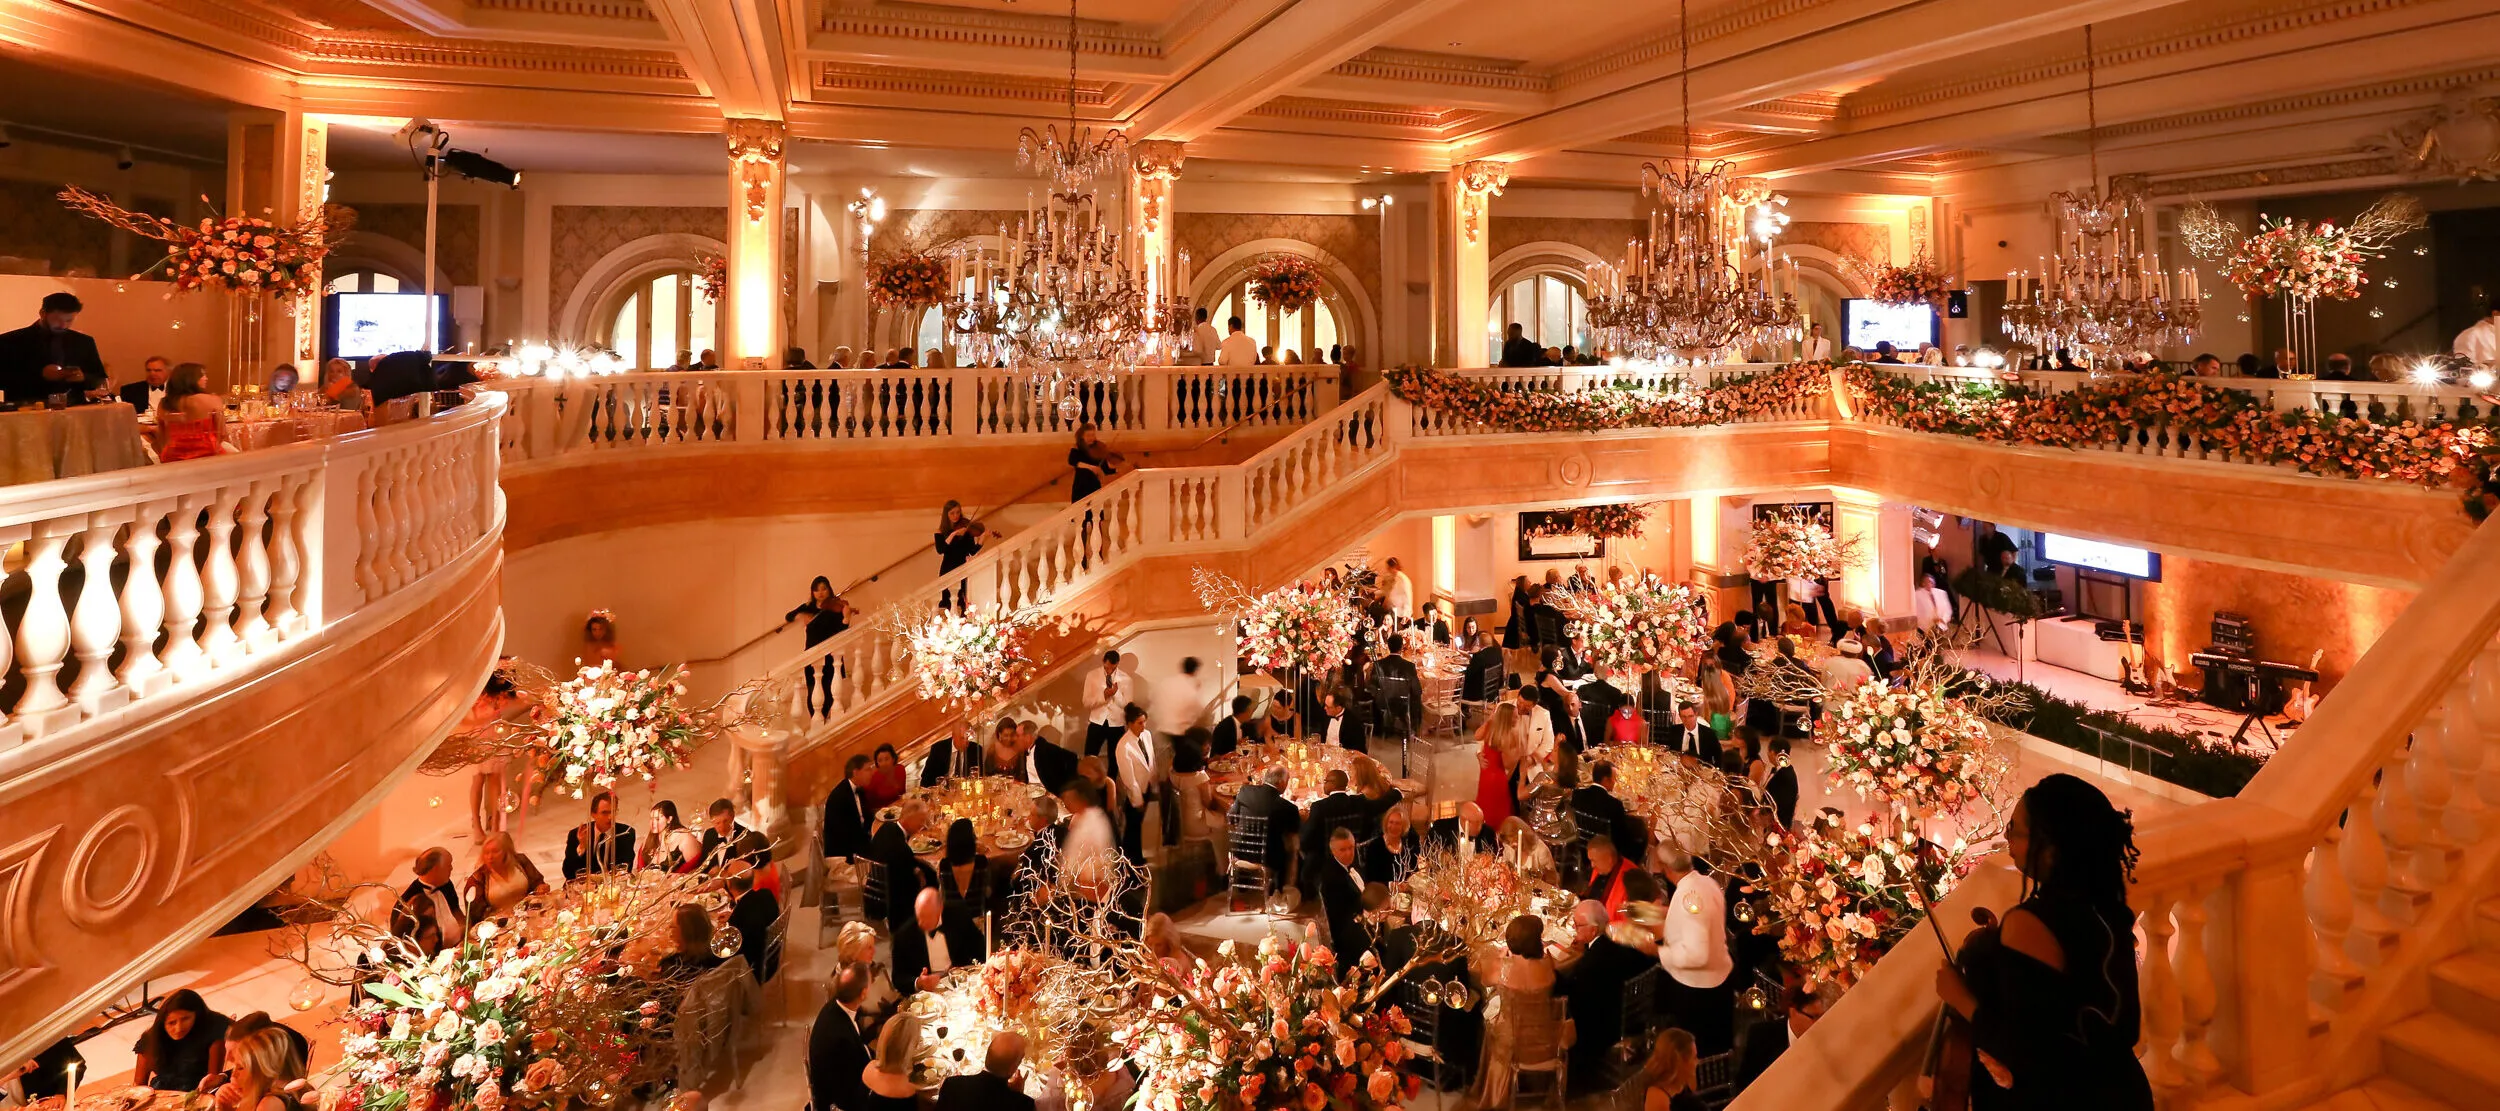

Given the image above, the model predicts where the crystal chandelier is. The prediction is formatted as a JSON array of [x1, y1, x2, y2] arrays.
[[2001, 25, 2200, 367], [944, 0, 1188, 383], [1583, 0, 1800, 362]]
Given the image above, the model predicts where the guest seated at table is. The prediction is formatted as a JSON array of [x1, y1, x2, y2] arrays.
[[1352, 761, 1403, 841], [1210, 694, 1258, 758], [563, 790, 636, 879], [1263, 689, 1300, 739], [1141, 912, 1190, 975], [1561, 898, 1653, 1094], [0, 291, 107, 404], [151, 363, 229, 462], [659, 903, 726, 979], [832, 922, 897, 1027], [1227, 765, 1297, 889], [1463, 635, 1509, 702], [725, 868, 780, 984], [1169, 729, 1221, 848], [365, 350, 438, 408], [864, 744, 908, 811], [1317, 686, 1367, 752], [1578, 835, 1646, 921], [807, 964, 873, 1111], [1431, 800, 1499, 857], [199, 1011, 313, 1093], [1360, 803, 1420, 883], [318, 358, 370, 411], [132, 988, 229, 1091], [1316, 829, 1372, 968], [211, 1024, 309, 1111], [921, 721, 984, 785], [463, 831, 546, 924], [867, 799, 934, 933], [937, 818, 990, 938], [1470, 914, 1563, 1108], [396, 847, 467, 956], [859, 1013, 925, 1111], [639, 799, 705, 873], [697, 797, 770, 874], [893, 888, 983, 996], [119, 355, 170, 412], [938, 1031, 1037, 1111], [1497, 816, 1559, 885], [267, 364, 300, 395], [821, 755, 875, 863], [1298, 769, 1365, 900], [1573, 760, 1632, 847], [1639, 1029, 1707, 1111]]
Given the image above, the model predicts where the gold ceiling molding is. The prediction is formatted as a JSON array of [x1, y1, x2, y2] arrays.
[[2137, 156, 2403, 197], [815, 2, 1162, 59], [141, 0, 687, 80], [811, 63, 1121, 106], [1244, 97, 1482, 132], [1846, 0, 2429, 121], [1329, 48, 1547, 93], [1740, 93, 1845, 122], [1161, 0, 1251, 51], [1549, 0, 1830, 90], [469, 0, 659, 20], [2086, 64, 2500, 139]]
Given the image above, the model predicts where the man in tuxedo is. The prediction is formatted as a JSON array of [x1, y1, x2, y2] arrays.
[[1371, 634, 1424, 766], [1658, 704, 1717, 760], [920, 721, 983, 785], [1317, 688, 1367, 753], [1462, 637, 1507, 702], [1227, 766, 1297, 890], [1317, 829, 1371, 969], [1561, 899, 1655, 1096], [725, 869, 780, 983], [1527, 587, 1567, 650], [1429, 801, 1499, 857], [1572, 762, 1631, 847], [1210, 695, 1258, 758], [937, 1032, 1036, 1111], [1577, 671, 1628, 741], [395, 848, 466, 956], [1023, 722, 1079, 793], [868, 799, 934, 933], [117, 356, 170, 414], [1297, 769, 1365, 899], [806, 964, 871, 1111], [563, 791, 636, 880], [1497, 322, 1545, 368], [892, 888, 985, 997], [0, 292, 107, 403], [822, 755, 875, 862], [1080, 650, 1133, 758], [699, 797, 771, 874], [1111, 704, 1158, 863]]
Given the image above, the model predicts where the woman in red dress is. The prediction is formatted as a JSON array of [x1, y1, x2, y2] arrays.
[[150, 363, 226, 463], [1473, 700, 1520, 829]]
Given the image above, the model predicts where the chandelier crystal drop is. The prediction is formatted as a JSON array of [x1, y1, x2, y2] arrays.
[[947, 0, 1190, 379], [2001, 24, 2200, 366], [1582, 0, 1800, 362]]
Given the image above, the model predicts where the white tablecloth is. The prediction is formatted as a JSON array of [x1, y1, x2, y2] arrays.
[[0, 402, 149, 485]]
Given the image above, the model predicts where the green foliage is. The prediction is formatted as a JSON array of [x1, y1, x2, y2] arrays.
[[1961, 673, 2265, 798], [1950, 566, 2042, 620]]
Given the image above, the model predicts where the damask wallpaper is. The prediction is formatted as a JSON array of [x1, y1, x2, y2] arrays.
[[870, 209, 1023, 259], [1487, 216, 1643, 272], [548, 205, 726, 325], [1172, 212, 1381, 316], [341, 203, 481, 286], [0, 178, 115, 276], [1784, 221, 1890, 267]]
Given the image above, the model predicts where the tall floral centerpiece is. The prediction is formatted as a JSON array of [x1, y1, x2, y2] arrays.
[[2180, 195, 2425, 375], [1195, 569, 1358, 740], [1525, 502, 1652, 541], [1816, 679, 2003, 818], [58, 186, 343, 297], [544, 664, 709, 798], [1851, 246, 1954, 310], [1549, 573, 1710, 679], [1759, 813, 1978, 992], [899, 607, 1047, 714], [1743, 509, 1859, 581], [1246, 254, 1325, 314], [695, 253, 728, 304], [1112, 936, 1423, 1111]]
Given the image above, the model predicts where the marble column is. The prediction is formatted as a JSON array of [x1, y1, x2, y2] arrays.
[[1437, 161, 1508, 368], [723, 118, 789, 369]]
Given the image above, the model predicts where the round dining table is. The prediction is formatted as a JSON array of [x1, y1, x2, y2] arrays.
[[0, 402, 148, 485]]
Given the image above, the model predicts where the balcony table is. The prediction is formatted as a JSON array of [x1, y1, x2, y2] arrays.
[[0, 401, 148, 485], [218, 407, 367, 452]]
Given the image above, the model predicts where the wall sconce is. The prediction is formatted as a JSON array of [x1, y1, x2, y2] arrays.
[[848, 187, 885, 261]]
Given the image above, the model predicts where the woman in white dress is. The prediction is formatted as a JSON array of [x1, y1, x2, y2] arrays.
[[1167, 730, 1221, 850], [463, 831, 547, 925]]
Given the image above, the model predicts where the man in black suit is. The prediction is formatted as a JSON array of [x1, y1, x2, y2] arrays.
[[891, 888, 984, 997], [1006, 721, 1079, 794], [725, 869, 780, 983], [1226, 766, 1298, 890], [1429, 801, 1499, 856], [1462, 638, 1507, 702], [0, 292, 107, 403], [394, 847, 467, 956], [1317, 688, 1366, 753], [1658, 704, 1717, 759], [1560, 899, 1655, 1095], [868, 799, 934, 933], [822, 755, 874, 862], [919, 721, 983, 785], [1578, 671, 1628, 742], [562, 791, 636, 880], [1209, 695, 1258, 758], [806, 964, 871, 1111], [117, 356, 169, 414], [1572, 762, 1631, 847], [1297, 769, 1365, 900], [699, 797, 772, 874], [1316, 829, 1371, 969], [1527, 587, 1567, 649], [1497, 322, 1545, 368], [937, 1032, 1037, 1111], [1371, 634, 1424, 766]]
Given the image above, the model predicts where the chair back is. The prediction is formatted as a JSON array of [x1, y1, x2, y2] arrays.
[[1694, 1050, 1736, 1102], [1619, 965, 1659, 1044], [1504, 988, 1568, 1066], [862, 858, 893, 922], [1228, 809, 1269, 863]]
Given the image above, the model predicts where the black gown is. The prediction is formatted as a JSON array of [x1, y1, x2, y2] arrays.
[[1964, 891, 2155, 1111]]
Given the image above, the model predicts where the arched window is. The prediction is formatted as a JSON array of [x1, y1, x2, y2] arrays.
[[1204, 286, 1341, 363], [603, 270, 720, 370], [1486, 272, 1588, 363], [327, 270, 402, 294]]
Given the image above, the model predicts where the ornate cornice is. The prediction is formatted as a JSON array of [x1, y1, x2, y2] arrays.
[[136, 0, 687, 80], [469, 0, 658, 20], [1549, 0, 1831, 90], [2138, 156, 2403, 197], [815, 1, 1161, 59], [1740, 93, 1843, 122], [1330, 48, 1548, 93], [2088, 64, 2500, 139], [1243, 97, 1483, 132], [1845, 0, 2430, 121], [810, 63, 1120, 106]]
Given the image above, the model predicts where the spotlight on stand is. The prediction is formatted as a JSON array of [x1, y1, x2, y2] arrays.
[[441, 148, 521, 189]]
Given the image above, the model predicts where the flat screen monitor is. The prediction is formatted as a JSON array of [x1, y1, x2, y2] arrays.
[[329, 292, 439, 359], [2035, 531, 2161, 581], [1841, 298, 1937, 350]]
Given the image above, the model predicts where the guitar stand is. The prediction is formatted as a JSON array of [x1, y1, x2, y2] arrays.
[[2227, 709, 2279, 751]]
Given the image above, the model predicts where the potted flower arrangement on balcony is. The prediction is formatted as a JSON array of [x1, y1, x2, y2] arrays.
[[543, 663, 713, 797], [2181, 194, 2424, 375], [1856, 246, 1954, 310], [695, 252, 728, 303], [1524, 501, 1652, 541], [1743, 509, 1860, 581], [1246, 253, 1325, 314], [869, 251, 951, 308]]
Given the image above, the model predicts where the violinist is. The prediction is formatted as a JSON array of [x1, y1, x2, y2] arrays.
[[1069, 422, 1124, 502]]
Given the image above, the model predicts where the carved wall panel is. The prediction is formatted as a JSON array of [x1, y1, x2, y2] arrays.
[[339, 203, 482, 286], [1785, 221, 1891, 267], [548, 205, 727, 329], [1487, 217, 1644, 270]]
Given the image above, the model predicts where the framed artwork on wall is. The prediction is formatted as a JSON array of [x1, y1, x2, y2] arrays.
[[1517, 511, 1605, 561]]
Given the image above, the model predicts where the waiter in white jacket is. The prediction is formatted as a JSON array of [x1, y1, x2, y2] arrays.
[[1649, 845, 1736, 1055], [2457, 304, 2500, 369], [1081, 650, 1134, 759], [1112, 704, 1158, 863]]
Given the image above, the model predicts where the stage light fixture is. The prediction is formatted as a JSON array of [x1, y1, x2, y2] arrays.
[[441, 148, 521, 188]]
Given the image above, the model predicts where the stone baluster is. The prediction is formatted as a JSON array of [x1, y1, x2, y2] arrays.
[[199, 486, 245, 665], [2465, 642, 2500, 825], [2340, 774, 2397, 966], [2373, 745, 2432, 921], [2175, 881, 2223, 1092], [377, 447, 412, 591], [67, 511, 131, 714], [233, 480, 275, 651], [16, 521, 80, 735], [2406, 691, 2460, 889], [352, 460, 382, 603], [2140, 890, 2186, 1101], [160, 494, 209, 682], [2305, 820, 2366, 999], [116, 501, 172, 697], [264, 475, 303, 637]]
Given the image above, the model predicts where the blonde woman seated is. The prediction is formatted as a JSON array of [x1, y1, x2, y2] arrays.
[[834, 921, 898, 1024], [213, 1025, 309, 1111], [318, 358, 370, 412], [1142, 912, 1190, 976], [463, 831, 548, 924], [1470, 914, 1568, 1108], [859, 1011, 923, 1111], [1640, 1029, 1705, 1111]]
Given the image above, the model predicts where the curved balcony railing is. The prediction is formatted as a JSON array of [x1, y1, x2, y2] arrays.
[[0, 397, 507, 1066]]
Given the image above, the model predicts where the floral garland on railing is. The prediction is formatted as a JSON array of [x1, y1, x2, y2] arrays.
[[1842, 365, 2493, 490], [868, 251, 950, 308], [1383, 361, 1832, 433], [1742, 510, 1861, 580], [1246, 253, 1325, 314], [900, 607, 1048, 712], [1550, 573, 1711, 678], [59, 186, 346, 296], [1525, 501, 1652, 540]]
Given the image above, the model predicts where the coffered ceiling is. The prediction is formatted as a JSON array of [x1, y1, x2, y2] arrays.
[[5, 0, 2494, 191]]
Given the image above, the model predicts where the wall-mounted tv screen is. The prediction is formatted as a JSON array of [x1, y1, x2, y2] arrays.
[[1841, 298, 1938, 350], [2035, 531, 2161, 581], [329, 292, 440, 359]]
